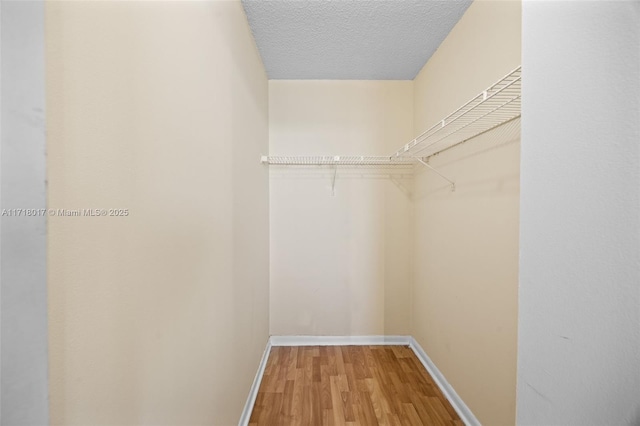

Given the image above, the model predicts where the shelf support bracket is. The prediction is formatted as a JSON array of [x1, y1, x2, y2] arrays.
[[331, 165, 338, 196], [414, 158, 456, 192]]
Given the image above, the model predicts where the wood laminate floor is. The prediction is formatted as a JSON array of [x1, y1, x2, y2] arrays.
[[249, 345, 463, 425]]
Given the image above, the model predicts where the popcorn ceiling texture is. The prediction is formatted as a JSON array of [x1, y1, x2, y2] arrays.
[[242, 0, 472, 80]]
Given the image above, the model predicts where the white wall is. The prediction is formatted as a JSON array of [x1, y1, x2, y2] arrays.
[[411, 1, 521, 425], [46, 1, 269, 424], [0, 1, 49, 424], [518, 1, 640, 425], [269, 81, 414, 336]]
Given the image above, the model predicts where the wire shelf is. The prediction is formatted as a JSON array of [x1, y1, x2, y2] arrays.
[[260, 66, 521, 192], [393, 66, 521, 159], [261, 155, 414, 166]]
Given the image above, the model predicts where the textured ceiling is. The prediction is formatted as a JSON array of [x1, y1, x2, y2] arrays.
[[241, 0, 472, 80]]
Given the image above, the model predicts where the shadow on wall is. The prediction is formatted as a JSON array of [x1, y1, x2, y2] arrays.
[[413, 118, 521, 199], [269, 165, 415, 198]]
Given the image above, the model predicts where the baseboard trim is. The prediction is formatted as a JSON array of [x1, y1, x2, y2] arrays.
[[409, 337, 481, 426], [270, 335, 411, 346], [238, 337, 272, 426]]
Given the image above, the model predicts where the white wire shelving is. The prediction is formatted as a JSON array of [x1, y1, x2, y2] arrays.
[[262, 156, 413, 195], [260, 66, 521, 191], [394, 66, 521, 159], [260, 155, 414, 166]]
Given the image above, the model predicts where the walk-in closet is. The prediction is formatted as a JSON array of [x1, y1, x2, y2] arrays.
[[1, 0, 638, 425]]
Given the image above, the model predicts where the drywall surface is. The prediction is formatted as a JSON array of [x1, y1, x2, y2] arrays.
[[242, 0, 471, 80], [518, 1, 640, 424], [0, 1, 49, 424], [46, 1, 269, 424], [411, 1, 521, 425], [269, 80, 413, 336]]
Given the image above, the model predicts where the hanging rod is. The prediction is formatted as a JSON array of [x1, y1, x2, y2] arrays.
[[394, 65, 521, 159], [260, 155, 414, 166]]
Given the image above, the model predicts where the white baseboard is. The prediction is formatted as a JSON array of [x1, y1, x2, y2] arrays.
[[238, 338, 272, 426], [239, 335, 479, 426], [270, 335, 411, 346], [409, 337, 481, 426]]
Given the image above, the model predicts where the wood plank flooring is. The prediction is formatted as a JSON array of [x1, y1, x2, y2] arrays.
[[249, 345, 463, 425]]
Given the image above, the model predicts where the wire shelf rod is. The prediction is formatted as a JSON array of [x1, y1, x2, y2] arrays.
[[410, 94, 521, 157], [393, 65, 521, 159], [260, 155, 414, 166]]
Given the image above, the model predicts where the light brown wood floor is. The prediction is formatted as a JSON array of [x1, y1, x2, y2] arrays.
[[249, 345, 463, 425]]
